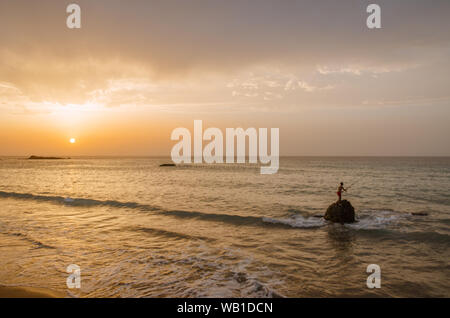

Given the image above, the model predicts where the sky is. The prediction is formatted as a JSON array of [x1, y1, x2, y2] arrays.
[[0, 0, 449, 156]]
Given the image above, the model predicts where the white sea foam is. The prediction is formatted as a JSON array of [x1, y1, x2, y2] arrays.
[[263, 210, 404, 230], [346, 210, 403, 230], [262, 215, 326, 228]]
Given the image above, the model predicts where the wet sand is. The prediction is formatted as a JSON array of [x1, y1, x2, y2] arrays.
[[0, 285, 63, 298]]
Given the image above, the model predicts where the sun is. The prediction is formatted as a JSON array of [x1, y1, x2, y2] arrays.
[[70, 138, 76, 144]]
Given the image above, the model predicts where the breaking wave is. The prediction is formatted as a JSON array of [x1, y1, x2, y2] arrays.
[[0, 190, 423, 232]]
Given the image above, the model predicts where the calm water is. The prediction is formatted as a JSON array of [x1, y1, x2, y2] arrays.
[[0, 157, 449, 297]]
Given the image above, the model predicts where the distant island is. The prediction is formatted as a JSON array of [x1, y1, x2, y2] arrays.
[[28, 155, 70, 160], [160, 163, 176, 167]]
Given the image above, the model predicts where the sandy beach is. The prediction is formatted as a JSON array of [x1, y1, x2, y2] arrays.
[[0, 285, 63, 298]]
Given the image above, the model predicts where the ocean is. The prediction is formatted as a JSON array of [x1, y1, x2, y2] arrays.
[[0, 157, 449, 297]]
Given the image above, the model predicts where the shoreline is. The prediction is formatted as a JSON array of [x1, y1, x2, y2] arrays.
[[0, 285, 64, 298]]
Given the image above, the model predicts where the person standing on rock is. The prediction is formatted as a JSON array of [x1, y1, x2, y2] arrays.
[[337, 182, 347, 202]]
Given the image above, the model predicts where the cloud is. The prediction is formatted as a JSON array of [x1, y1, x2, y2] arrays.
[[316, 63, 420, 76], [226, 70, 336, 102], [362, 96, 450, 107], [0, 0, 449, 109]]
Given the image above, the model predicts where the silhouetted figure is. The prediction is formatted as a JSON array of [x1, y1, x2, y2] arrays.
[[336, 182, 347, 202]]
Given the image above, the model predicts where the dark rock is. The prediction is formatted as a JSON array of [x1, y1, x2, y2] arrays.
[[324, 200, 355, 223], [411, 212, 428, 216], [28, 155, 66, 160], [159, 163, 176, 167]]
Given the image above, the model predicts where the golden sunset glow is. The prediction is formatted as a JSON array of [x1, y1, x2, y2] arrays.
[[0, 1, 449, 157]]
